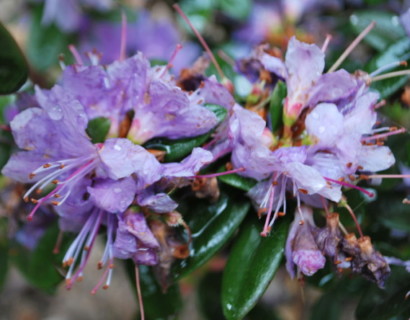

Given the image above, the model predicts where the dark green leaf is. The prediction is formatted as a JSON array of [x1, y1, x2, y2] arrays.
[[11, 223, 72, 293], [27, 6, 72, 70], [350, 11, 406, 51], [366, 38, 410, 99], [360, 285, 410, 320], [219, 0, 251, 20], [198, 272, 225, 320], [0, 23, 28, 94], [174, 192, 250, 278], [125, 262, 182, 320], [0, 219, 8, 290], [222, 216, 289, 320], [217, 167, 257, 192], [144, 104, 227, 162], [86, 117, 111, 143], [270, 81, 286, 132]]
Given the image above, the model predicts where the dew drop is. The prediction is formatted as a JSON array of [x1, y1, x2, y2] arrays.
[[114, 188, 121, 193], [114, 144, 122, 151]]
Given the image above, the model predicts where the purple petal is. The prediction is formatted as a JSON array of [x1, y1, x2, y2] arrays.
[[285, 162, 326, 194], [137, 192, 178, 213], [400, 8, 410, 37], [87, 177, 137, 213], [285, 37, 324, 103], [99, 138, 162, 187], [162, 147, 213, 178], [306, 103, 344, 146], [2, 152, 49, 182], [358, 146, 395, 172], [308, 70, 359, 107]]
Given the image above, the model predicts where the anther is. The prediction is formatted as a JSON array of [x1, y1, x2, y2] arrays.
[[51, 201, 60, 206], [298, 188, 308, 194], [52, 179, 59, 184], [29, 173, 36, 179]]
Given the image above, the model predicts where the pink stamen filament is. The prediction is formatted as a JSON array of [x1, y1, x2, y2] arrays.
[[328, 21, 376, 73], [343, 203, 364, 238], [53, 231, 64, 254], [321, 34, 332, 53], [261, 184, 276, 237], [371, 69, 410, 82], [192, 167, 245, 179], [365, 174, 410, 179], [324, 177, 374, 198], [69, 44, 84, 65], [136, 265, 145, 320], [91, 259, 113, 295], [26, 159, 95, 221], [67, 212, 103, 288], [173, 4, 225, 80], [119, 11, 127, 61], [370, 60, 408, 77], [361, 127, 406, 141]]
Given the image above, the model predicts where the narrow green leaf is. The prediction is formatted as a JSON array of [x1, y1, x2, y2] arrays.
[[27, 6, 72, 70], [125, 262, 182, 320], [217, 167, 257, 192], [270, 81, 286, 132], [86, 117, 111, 143], [0, 23, 28, 94], [366, 38, 410, 99], [198, 272, 225, 320], [144, 104, 227, 162], [11, 223, 72, 293], [222, 216, 289, 320], [174, 192, 250, 278], [350, 11, 406, 51]]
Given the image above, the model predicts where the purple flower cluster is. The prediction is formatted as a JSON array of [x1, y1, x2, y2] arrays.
[[2, 50, 227, 291], [206, 36, 402, 283]]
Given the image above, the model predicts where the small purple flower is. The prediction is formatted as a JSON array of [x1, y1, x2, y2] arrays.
[[285, 206, 326, 278]]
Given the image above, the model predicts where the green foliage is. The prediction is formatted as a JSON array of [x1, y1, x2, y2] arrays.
[[222, 216, 289, 320], [27, 6, 73, 71], [86, 117, 111, 143], [270, 81, 286, 132], [174, 192, 250, 278], [366, 38, 410, 99], [0, 23, 28, 94], [350, 11, 406, 52], [11, 223, 72, 294], [125, 262, 182, 320]]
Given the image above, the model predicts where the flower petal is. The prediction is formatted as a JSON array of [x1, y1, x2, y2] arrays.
[[87, 177, 137, 213]]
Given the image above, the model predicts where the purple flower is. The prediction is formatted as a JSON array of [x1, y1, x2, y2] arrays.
[[285, 206, 326, 278], [40, 0, 113, 32]]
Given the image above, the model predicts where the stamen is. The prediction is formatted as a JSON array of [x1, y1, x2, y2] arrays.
[[321, 34, 332, 53], [119, 11, 127, 61], [135, 265, 145, 320], [69, 45, 84, 65], [217, 50, 235, 66], [173, 4, 226, 80], [365, 174, 410, 179], [324, 177, 374, 198], [361, 127, 406, 141], [371, 70, 410, 82], [192, 167, 245, 179], [53, 231, 64, 254], [261, 183, 276, 237], [370, 60, 408, 77], [343, 202, 364, 238], [328, 21, 376, 73]]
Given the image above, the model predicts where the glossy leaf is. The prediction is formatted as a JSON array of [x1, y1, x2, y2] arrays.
[[270, 81, 286, 132], [144, 104, 227, 162], [198, 272, 225, 320], [367, 38, 410, 99], [174, 192, 250, 278], [11, 224, 72, 293], [350, 11, 406, 51], [217, 168, 257, 192], [125, 262, 182, 320], [86, 117, 111, 143], [222, 216, 289, 320], [27, 6, 72, 70], [0, 23, 28, 94]]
